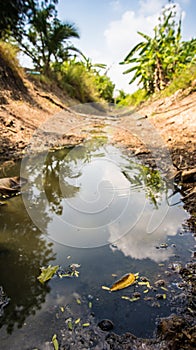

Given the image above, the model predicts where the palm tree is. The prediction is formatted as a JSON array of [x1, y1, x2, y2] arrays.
[[17, 2, 80, 75]]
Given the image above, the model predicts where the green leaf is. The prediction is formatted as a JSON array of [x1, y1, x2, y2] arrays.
[[123, 41, 145, 61], [137, 31, 151, 41], [37, 265, 59, 284], [67, 319, 73, 331], [52, 334, 59, 350], [123, 66, 139, 74]]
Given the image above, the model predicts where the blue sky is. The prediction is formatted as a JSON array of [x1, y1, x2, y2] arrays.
[[57, 0, 196, 93]]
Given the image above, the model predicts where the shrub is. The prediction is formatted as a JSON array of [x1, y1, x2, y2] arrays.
[[161, 61, 196, 97], [116, 88, 148, 107], [52, 60, 115, 103], [0, 40, 23, 78]]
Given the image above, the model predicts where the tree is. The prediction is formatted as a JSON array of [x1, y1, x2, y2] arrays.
[[0, 1, 60, 38], [94, 74, 115, 102], [0, 0, 28, 37], [120, 4, 196, 94], [15, 1, 79, 75]]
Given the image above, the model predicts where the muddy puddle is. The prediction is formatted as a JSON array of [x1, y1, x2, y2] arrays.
[[0, 135, 194, 349]]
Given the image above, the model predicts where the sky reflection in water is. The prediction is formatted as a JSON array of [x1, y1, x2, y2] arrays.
[[21, 138, 188, 260]]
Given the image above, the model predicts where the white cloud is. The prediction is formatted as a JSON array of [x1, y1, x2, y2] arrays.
[[108, 202, 188, 263], [104, 10, 156, 55], [138, 0, 165, 15]]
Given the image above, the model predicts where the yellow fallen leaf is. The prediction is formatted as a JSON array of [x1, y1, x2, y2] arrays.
[[102, 286, 110, 291], [161, 286, 168, 291], [82, 323, 90, 327], [143, 289, 149, 293], [138, 282, 148, 286], [163, 294, 167, 299], [121, 296, 140, 302], [110, 273, 136, 292], [138, 281, 151, 288], [129, 297, 140, 302], [121, 296, 130, 300], [75, 318, 80, 324]]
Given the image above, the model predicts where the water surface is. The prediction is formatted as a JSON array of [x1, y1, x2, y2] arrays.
[[0, 137, 194, 349]]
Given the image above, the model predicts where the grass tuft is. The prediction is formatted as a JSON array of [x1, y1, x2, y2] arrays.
[[0, 41, 23, 78]]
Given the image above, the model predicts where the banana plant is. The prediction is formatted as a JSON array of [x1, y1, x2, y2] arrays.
[[120, 4, 196, 94]]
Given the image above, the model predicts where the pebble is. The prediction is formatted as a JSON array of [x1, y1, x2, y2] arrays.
[[156, 294, 165, 300], [98, 319, 114, 332], [160, 243, 168, 248], [140, 276, 149, 282]]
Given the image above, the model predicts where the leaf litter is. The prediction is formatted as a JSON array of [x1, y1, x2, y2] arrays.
[[37, 262, 81, 284], [101, 271, 169, 307]]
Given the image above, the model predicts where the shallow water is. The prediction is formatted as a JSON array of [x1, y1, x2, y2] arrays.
[[0, 137, 194, 349]]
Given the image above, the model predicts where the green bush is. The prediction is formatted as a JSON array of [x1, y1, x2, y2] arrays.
[[161, 61, 196, 97], [52, 60, 115, 103], [0, 40, 23, 77], [116, 88, 148, 107], [53, 60, 98, 102], [94, 74, 115, 102]]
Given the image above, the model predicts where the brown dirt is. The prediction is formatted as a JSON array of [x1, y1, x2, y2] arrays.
[[0, 63, 195, 172]]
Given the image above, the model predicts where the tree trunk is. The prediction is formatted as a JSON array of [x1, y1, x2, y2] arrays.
[[154, 56, 168, 92]]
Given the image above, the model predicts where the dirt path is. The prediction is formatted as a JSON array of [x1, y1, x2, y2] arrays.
[[1, 83, 195, 225], [1, 82, 195, 165]]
